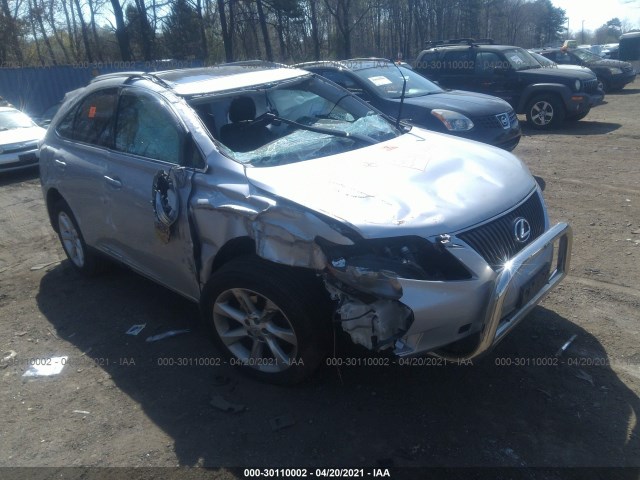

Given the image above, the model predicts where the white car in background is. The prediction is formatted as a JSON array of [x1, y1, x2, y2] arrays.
[[0, 107, 46, 173]]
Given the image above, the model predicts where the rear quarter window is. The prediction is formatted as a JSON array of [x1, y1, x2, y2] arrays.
[[415, 51, 440, 73], [441, 51, 474, 74]]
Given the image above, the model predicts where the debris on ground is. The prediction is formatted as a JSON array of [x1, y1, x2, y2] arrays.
[[0, 350, 17, 369], [269, 413, 295, 431], [555, 334, 578, 357], [125, 324, 146, 336], [22, 356, 68, 377], [210, 395, 245, 413], [72, 410, 90, 415], [30, 260, 61, 271], [145, 329, 190, 342]]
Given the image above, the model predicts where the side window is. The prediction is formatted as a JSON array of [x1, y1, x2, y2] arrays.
[[441, 51, 474, 75], [475, 52, 503, 74], [415, 51, 439, 73], [58, 89, 118, 146], [554, 51, 571, 64], [56, 106, 77, 140], [115, 90, 182, 164]]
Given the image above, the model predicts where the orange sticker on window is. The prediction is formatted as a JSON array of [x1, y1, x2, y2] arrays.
[[88, 106, 96, 118]]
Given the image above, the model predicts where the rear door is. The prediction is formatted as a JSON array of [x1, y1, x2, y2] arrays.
[[437, 50, 475, 91], [104, 87, 202, 300], [43, 88, 118, 247]]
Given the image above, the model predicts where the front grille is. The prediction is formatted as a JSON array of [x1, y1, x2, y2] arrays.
[[622, 65, 633, 73], [457, 192, 546, 270], [475, 111, 515, 129], [583, 78, 598, 93]]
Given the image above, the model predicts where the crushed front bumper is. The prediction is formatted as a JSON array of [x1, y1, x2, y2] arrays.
[[394, 222, 572, 360]]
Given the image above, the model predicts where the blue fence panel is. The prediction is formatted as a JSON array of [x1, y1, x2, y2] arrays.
[[0, 60, 204, 116]]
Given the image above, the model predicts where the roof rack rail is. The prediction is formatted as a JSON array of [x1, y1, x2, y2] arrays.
[[90, 71, 146, 82], [90, 71, 172, 89], [425, 38, 495, 48], [218, 60, 289, 69], [293, 60, 346, 69]]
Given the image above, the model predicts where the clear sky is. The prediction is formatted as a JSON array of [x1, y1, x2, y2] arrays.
[[552, 0, 640, 32]]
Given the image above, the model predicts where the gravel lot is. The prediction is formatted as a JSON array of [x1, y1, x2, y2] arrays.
[[1, 87, 639, 478]]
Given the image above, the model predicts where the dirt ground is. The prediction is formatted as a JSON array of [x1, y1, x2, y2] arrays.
[[1, 87, 639, 479]]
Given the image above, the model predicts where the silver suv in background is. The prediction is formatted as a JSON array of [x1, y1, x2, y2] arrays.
[[39, 63, 572, 383]]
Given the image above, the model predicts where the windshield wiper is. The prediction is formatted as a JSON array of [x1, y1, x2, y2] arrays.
[[263, 113, 378, 145]]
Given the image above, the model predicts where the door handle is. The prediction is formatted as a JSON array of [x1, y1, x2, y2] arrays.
[[104, 175, 122, 188], [54, 158, 66, 167]]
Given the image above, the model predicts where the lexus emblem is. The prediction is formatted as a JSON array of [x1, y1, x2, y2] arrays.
[[497, 113, 510, 129], [513, 217, 531, 243]]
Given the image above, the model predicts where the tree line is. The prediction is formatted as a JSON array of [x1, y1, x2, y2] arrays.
[[1, 0, 574, 67]]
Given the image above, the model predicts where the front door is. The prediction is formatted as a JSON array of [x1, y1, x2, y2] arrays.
[[104, 87, 201, 300]]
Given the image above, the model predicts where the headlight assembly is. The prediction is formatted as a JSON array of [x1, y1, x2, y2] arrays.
[[318, 236, 471, 299], [431, 109, 474, 131]]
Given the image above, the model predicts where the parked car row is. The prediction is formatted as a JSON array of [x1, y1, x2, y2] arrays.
[[413, 39, 607, 129], [533, 46, 636, 92], [38, 60, 572, 383], [294, 59, 521, 150]]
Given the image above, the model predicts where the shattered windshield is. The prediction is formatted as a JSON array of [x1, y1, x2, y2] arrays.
[[196, 75, 401, 167]]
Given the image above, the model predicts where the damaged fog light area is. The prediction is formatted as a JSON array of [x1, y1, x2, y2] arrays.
[[325, 282, 412, 351]]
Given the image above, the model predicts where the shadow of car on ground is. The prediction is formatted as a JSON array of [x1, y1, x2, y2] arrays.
[[521, 120, 621, 137], [35, 261, 639, 471]]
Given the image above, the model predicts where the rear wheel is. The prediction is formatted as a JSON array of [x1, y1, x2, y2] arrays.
[[525, 95, 565, 130], [202, 256, 331, 384], [54, 200, 103, 275]]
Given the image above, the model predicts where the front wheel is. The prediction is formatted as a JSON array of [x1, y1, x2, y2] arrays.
[[525, 95, 565, 130], [567, 106, 591, 122], [201, 256, 332, 384]]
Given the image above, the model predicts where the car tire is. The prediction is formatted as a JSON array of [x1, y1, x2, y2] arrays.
[[567, 106, 591, 122], [201, 256, 332, 385], [525, 95, 565, 130], [53, 199, 103, 276]]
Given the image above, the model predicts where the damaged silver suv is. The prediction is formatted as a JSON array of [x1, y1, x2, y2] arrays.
[[40, 62, 572, 384]]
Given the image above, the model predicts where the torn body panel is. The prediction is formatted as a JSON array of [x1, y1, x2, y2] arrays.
[[190, 163, 354, 285]]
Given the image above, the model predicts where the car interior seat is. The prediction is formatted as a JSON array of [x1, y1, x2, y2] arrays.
[[219, 96, 272, 152]]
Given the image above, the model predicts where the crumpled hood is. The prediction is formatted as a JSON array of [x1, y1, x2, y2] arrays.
[[245, 129, 537, 239], [0, 126, 46, 147], [402, 90, 513, 116]]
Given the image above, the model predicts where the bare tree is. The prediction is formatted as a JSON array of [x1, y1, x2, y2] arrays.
[[110, 0, 131, 61], [217, 0, 234, 61], [1, 0, 25, 62]]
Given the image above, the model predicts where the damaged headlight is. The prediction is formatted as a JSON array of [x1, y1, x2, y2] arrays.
[[318, 236, 471, 300], [327, 256, 405, 300]]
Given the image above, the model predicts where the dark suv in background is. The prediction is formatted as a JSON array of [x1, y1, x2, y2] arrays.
[[536, 47, 636, 92], [296, 59, 521, 150], [414, 39, 604, 129]]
